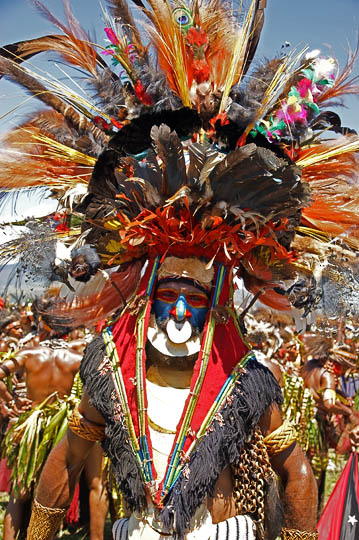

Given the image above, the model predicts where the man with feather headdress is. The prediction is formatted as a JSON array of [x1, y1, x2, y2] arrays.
[[1, 0, 359, 538]]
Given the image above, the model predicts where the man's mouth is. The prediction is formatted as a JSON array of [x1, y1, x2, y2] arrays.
[[166, 319, 192, 344]]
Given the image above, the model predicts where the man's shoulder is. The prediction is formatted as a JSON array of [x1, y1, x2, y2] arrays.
[[80, 335, 106, 382], [239, 354, 283, 406]]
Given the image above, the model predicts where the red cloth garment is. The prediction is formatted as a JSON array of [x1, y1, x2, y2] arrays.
[[111, 260, 248, 501]]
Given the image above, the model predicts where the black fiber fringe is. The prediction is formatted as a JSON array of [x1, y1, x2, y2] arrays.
[[80, 337, 147, 512], [81, 337, 283, 539]]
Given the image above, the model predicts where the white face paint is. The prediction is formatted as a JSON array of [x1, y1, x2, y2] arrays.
[[166, 319, 192, 344], [147, 315, 201, 357]]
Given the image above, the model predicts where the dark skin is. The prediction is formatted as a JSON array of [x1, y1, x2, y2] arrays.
[[301, 359, 354, 418], [0, 320, 24, 353], [257, 355, 284, 387], [349, 424, 359, 449], [34, 280, 318, 535], [300, 356, 359, 509], [0, 343, 82, 408], [0, 329, 107, 540]]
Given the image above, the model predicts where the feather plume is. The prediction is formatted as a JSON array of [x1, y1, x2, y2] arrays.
[[107, 0, 146, 55], [316, 41, 359, 107], [0, 35, 108, 75], [0, 117, 94, 214], [218, 0, 256, 111], [144, 0, 192, 106], [296, 135, 359, 246], [31, 0, 99, 76], [242, 47, 308, 139], [150, 124, 187, 195], [0, 56, 109, 146], [21, 109, 104, 157]]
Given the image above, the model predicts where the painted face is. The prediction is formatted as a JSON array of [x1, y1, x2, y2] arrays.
[[5, 321, 23, 339], [154, 281, 209, 332]]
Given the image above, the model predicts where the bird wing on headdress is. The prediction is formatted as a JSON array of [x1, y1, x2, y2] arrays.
[[0, 111, 96, 216], [296, 136, 359, 248], [209, 143, 309, 217]]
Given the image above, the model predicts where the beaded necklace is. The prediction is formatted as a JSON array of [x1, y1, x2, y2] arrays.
[[103, 261, 252, 502]]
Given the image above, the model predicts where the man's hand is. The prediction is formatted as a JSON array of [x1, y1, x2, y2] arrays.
[[13, 395, 32, 415], [0, 399, 14, 419]]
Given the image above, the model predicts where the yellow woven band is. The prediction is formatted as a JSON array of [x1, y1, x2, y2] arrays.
[[281, 528, 318, 539], [26, 499, 67, 540], [68, 406, 106, 442], [263, 420, 297, 456]]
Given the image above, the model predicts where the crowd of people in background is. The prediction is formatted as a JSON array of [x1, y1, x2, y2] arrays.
[[0, 297, 358, 539], [0, 299, 110, 540]]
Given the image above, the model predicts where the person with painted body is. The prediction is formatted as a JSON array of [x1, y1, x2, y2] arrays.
[[27, 258, 318, 540]]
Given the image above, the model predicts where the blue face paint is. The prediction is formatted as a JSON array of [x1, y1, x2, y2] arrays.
[[154, 288, 209, 332], [172, 294, 188, 322]]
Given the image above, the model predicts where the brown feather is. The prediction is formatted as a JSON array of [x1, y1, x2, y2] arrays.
[[1, 35, 108, 73], [242, 0, 267, 76], [150, 124, 187, 195], [107, 0, 146, 55], [0, 56, 108, 145], [31, 0, 99, 76]]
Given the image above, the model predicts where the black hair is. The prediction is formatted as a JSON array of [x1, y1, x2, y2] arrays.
[[32, 297, 73, 336], [0, 310, 20, 333]]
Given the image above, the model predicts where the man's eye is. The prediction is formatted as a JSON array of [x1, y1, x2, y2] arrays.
[[156, 290, 178, 301], [188, 294, 208, 306]]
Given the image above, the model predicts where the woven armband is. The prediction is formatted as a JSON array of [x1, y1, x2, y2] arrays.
[[263, 420, 297, 456], [281, 528, 318, 539], [68, 406, 105, 442], [26, 499, 67, 540]]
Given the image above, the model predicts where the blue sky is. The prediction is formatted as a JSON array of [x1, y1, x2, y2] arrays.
[[0, 0, 358, 130]]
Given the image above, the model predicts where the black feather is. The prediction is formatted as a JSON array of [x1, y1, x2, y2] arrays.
[[150, 125, 187, 195], [187, 143, 219, 185], [209, 144, 310, 217]]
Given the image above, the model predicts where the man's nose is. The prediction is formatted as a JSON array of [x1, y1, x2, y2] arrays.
[[169, 296, 192, 321]]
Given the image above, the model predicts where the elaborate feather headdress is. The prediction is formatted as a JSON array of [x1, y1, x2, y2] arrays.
[[1, 0, 359, 328]]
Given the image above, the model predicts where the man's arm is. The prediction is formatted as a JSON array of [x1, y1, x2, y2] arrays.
[[26, 390, 105, 539], [0, 350, 31, 412], [319, 371, 353, 416], [259, 405, 318, 533]]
